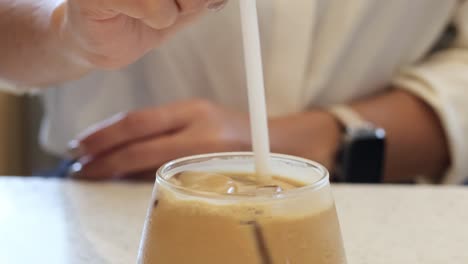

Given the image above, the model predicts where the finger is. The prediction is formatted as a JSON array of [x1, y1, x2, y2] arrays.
[[176, 0, 206, 14], [78, 135, 181, 180], [141, 8, 204, 46], [105, 0, 218, 26], [71, 101, 198, 158], [139, 0, 180, 29], [206, 0, 228, 11], [78, 131, 222, 180], [76, 0, 180, 29], [175, 0, 228, 13]]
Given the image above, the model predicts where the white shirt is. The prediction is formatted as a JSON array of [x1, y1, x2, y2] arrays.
[[39, 0, 468, 183]]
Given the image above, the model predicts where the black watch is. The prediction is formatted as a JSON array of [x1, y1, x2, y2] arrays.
[[328, 106, 386, 183]]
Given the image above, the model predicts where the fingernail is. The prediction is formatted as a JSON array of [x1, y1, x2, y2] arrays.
[[67, 140, 85, 159], [67, 161, 84, 179], [207, 0, 228, 11]]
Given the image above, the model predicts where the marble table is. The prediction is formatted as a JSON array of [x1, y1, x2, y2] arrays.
[[0, 177, 467, 264]]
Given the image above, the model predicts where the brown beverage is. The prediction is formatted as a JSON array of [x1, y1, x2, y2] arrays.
[[137, 153, 347, 264]]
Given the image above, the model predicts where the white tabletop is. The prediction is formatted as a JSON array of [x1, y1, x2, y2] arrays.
[[0, 177, 467, 264]]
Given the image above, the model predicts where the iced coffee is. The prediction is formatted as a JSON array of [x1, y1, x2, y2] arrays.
[[138, 153, 347, 264]]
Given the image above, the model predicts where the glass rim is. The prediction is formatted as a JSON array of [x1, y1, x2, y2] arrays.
[[156, 152, 330, 201]]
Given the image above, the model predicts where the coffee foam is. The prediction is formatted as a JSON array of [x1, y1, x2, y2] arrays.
[[157, 176, 334, 220]]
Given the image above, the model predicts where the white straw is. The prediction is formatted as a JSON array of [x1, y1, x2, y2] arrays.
[[239, 0, 272, 182]]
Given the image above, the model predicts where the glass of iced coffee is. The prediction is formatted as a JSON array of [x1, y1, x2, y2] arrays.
[[137, 152, 347, 264]]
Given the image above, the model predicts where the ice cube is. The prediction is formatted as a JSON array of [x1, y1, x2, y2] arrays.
[[236, 184, 285, 196], [236, 185, 258, 196], [175, 171, 238, 194], [255, 185, 283, 195]]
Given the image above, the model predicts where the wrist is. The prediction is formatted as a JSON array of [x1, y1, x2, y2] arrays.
[[269, 111, 341, 172], [308, 111, 342, 173]]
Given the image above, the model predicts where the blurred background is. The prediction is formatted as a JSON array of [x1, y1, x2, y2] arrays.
[[0, 90, 57, 176]]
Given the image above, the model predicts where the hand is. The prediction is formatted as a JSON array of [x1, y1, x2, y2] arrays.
[[69, 99, 252, 180], [54, 0, 227, 69], [69, 99, 342, 180]]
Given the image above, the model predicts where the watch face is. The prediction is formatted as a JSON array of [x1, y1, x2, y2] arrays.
[[343, 129, 386, 183]]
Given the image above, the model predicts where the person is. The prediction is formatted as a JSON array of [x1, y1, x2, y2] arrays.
[[3, 1, 468, 184]]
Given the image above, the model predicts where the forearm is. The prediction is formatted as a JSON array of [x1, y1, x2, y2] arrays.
[[0, 0, 89, 87], [350, 89, 450, 183], [269, 89, 450, 183]]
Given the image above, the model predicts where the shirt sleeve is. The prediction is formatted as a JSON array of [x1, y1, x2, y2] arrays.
[[392, 1, 468, 184]]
